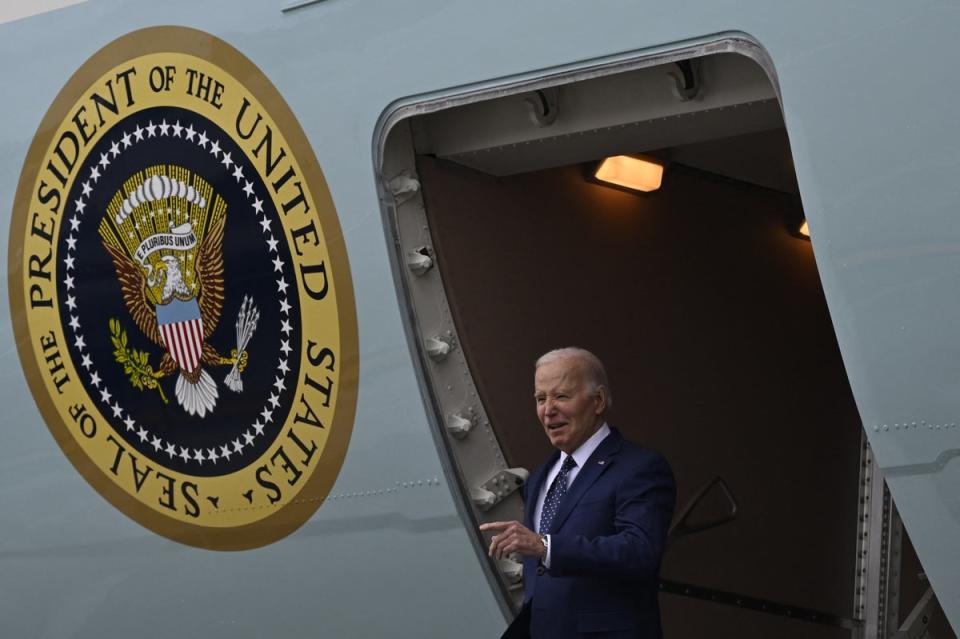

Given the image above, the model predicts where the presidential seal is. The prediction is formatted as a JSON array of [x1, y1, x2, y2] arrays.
[[9, 27, 358, 549]]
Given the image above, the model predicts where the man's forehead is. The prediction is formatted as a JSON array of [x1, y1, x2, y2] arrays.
[[535, 358, 586, 389]]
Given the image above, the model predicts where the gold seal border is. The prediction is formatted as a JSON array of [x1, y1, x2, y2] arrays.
[[8, 26, 359, 551]]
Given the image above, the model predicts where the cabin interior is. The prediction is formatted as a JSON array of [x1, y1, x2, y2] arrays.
[[388, 50, 954, 638]]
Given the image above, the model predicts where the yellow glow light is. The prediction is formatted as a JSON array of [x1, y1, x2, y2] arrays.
[[799, 219, 809, 237], [594, 155, 664, 193]]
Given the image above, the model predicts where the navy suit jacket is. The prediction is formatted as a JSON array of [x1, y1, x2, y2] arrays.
[[511, 428, 675, 639]]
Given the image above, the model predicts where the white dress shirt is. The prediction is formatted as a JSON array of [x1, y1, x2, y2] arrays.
[[534, 422, 611, 567]]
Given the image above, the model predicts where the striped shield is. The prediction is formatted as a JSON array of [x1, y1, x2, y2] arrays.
[[156, 299, 205, 373]]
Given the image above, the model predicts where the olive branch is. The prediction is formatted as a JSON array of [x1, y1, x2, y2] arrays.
[[109, 318, 168, 404]]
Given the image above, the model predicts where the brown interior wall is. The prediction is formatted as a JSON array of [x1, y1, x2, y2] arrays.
[[416, 155, 863, 638]]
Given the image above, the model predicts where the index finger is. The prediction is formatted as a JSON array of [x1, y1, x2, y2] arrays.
[[479, 521, 516, 532]]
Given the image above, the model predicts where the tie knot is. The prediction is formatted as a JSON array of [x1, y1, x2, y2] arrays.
[[561, 456, 577, 473]]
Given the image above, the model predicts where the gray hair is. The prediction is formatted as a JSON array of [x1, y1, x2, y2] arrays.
[[535, 347, 613, 409]]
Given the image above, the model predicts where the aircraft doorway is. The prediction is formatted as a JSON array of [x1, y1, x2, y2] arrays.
[[378, 38, 953, 639]]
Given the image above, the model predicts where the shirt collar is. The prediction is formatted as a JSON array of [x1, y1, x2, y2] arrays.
[[561, 422, 611, 469]]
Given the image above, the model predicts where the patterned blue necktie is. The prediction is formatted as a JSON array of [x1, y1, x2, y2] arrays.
[[538, 456, 578, 534]]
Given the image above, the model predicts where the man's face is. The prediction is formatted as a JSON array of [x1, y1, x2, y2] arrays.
[[534, 357, 606, 454]]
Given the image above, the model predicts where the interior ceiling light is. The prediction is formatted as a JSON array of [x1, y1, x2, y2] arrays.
[[798, 219, 810, 238], [594, 155, 664, 193]]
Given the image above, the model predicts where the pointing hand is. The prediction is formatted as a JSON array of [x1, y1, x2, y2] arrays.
[[479, 521, 545, 560]]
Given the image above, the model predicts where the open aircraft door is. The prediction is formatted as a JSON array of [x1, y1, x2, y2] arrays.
[[377, 37, 957, 639]]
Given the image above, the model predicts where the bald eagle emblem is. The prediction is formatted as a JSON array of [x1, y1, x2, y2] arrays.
[[99, 167, 258, 417]]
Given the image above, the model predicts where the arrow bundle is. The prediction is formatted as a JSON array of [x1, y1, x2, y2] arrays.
[[224, 294, 260, 392]]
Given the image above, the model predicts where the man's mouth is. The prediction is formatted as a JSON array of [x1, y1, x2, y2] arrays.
[[547, 423, 566, 431]]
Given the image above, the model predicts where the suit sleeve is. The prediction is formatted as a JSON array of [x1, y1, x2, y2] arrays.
[[547, 452, 675, 582]]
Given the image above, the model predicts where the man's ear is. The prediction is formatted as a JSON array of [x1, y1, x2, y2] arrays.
[[594, 386, 608, 415]]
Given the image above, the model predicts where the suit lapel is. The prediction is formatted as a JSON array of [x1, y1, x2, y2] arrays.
[[548, 429, 623, 534]]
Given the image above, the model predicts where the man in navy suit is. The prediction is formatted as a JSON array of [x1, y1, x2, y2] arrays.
[[481, 348, 675, 638]]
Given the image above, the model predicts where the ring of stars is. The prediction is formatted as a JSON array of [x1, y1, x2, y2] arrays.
[[62, 115, 296, 467]]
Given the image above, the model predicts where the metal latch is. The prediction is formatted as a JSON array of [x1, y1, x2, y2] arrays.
[[471, 468, 529, 511]]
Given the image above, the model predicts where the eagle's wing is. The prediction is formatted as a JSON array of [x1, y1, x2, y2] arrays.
[[196, 217, 226, 339], [102, 241, 163, 346]]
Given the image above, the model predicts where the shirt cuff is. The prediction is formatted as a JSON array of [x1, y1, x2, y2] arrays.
[[542, 534, 551, 568]]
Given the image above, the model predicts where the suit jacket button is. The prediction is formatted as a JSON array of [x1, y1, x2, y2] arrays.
[[536, 566, 545, 576]]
